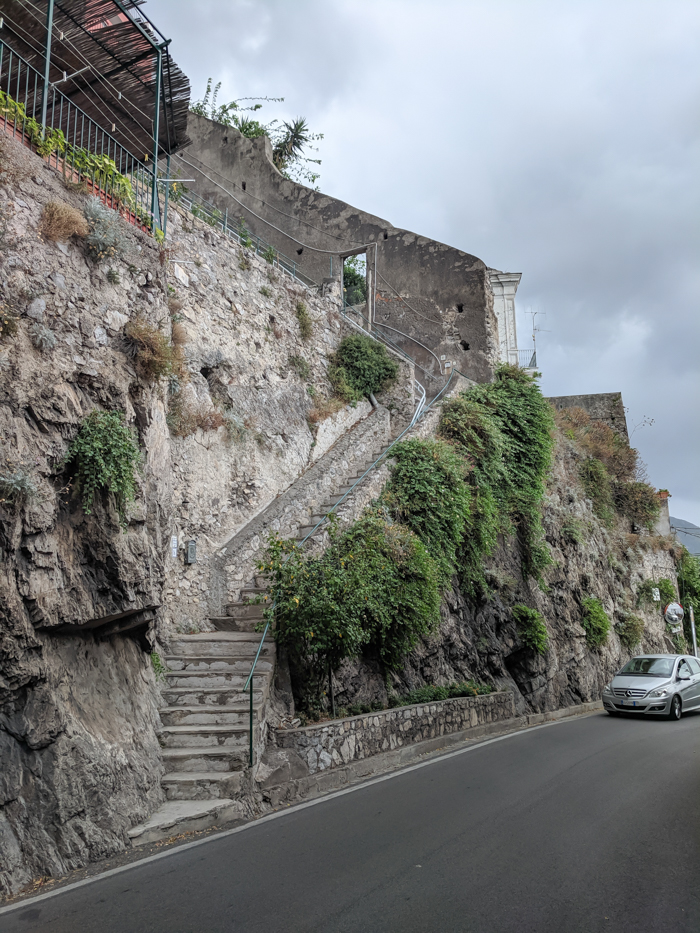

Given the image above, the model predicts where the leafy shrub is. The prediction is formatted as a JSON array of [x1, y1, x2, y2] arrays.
[[677, 549, 700, 644], [616, 613, 645, 650], [295, 300, 313, 341], [438, 364, 555, 589], [259, 286, 272, 297], [125, 318, 187, 384], [636, 578, 676, 609], [40, 201, 88, 241], [513, 604, 549, 654], [29, 322, 56, 352], [84, 198, 128, 262], [329, 334, 399, 402], [399, 681, 493, 705], [555, 406, 638, 481], [107, 268, 120, 284], [613, 481, 660, 530], [581, 596, 610, 648], [223, 409, 248, 443], [65, 410, 140, 528], [289, 354, 310, 381], [579, 458, 615, 528], [262, 510, 442, 700], [382, 438, 471, 584], [0, 302, 19, 341], [263, 246, 276, 264]]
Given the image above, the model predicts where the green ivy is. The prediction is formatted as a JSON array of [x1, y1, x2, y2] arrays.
[[581, 596, 610, 648], [579, 458, 615, 528], [438, 364, 555, 589], [512, 604, 549, 654], [392, 681, 493, 706], [329, 334, 399, 402], [677, 549, 700, 644], [381, 438, 471, 584], [65, 410, 141, 528]]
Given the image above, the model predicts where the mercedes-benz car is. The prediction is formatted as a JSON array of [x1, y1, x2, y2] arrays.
[[602, 654, 700, 720]]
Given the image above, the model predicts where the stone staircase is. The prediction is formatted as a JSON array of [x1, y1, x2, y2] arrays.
[[129, 425, 397, 846]]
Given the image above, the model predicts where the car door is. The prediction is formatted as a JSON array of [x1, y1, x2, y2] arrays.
[[677, 659, 695, 708], [686, 657, 700, 708]]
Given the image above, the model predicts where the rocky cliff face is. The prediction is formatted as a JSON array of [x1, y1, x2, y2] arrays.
[[329, 433, 678, 714], [0, 129, 355, 895]]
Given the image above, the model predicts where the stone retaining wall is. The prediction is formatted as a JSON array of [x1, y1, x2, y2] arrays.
[[274, 691, 515, 774]]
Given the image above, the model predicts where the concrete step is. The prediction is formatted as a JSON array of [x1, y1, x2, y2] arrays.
[[161, 686, 266, 707], [208, 616, 260, 633], [159, 724, 248, 748], [164, 656, 273, 674], [128, 798, 242, 846], [164, 670, 265, 689], [162, 771, 245, 801], [162, 746, 247, 773], [160, 705, 262, 727], [168, 633, 275, 658]]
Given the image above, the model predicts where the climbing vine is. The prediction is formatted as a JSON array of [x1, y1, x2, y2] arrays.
[[65, 410, 141, 528]]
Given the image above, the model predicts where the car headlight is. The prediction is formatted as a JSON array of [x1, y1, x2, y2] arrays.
[[603, 683, 614, 694], [649, 687, 669, 698]]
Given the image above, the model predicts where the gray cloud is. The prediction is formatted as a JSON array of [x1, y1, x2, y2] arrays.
[[148, 0, 700, 521]]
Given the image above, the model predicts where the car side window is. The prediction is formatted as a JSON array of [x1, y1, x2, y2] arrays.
[[678, 660, 691, 678], [687, 658, 700, 675]]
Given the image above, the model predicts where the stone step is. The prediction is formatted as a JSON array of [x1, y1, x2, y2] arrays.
[[225, 603, 267, 619], [159, 724, 248, 748], [164, 656, 273, 674], [128, 798, 242, 846], [161, 686, 266, 707], [211, 617, 259, 633], [162, 771, 245, 801], [162, 746, 247, 773], [160, 705, 262, 727], [164, 670, 267, 689], [168, 633, 275, 658], [238, 586, 269, 600]]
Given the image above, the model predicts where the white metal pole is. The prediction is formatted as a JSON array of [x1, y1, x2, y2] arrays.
[[690, 605, 698, 658]]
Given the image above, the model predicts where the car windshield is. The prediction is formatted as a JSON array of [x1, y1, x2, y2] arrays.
[[619, 657, 675, 677]]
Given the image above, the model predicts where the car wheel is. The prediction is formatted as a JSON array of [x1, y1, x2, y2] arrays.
[[668, 695, 682, 721]]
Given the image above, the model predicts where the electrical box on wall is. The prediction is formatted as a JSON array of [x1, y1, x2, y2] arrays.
[[185, 540, 196, 564]]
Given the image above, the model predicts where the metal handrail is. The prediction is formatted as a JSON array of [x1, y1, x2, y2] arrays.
[[241, 363, 462, 767], [0, 38, 158, 228]]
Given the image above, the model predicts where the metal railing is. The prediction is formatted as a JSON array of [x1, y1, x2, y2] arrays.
[[241, 362, 463, 767], [0, 38, 158, 229], [517, 348, 537, 369]]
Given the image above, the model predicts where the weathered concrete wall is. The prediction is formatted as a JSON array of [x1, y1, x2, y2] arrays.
[[175, 114, 500, 387], [547, 392, 629, 441], [275, 692, 514, 775]]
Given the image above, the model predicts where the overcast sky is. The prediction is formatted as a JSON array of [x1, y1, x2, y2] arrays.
[[148, 0, 700, 524]]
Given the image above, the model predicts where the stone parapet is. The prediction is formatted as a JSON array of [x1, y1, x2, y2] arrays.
[[274, 691, 515, 774]]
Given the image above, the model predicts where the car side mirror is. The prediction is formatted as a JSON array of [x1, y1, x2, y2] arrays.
[[678, 672, 691, 681]]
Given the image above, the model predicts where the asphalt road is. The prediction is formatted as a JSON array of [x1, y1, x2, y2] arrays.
[[2, 711, 699, 933]]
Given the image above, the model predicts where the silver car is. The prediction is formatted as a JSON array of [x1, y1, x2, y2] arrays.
[[602, 654, 700, 720]]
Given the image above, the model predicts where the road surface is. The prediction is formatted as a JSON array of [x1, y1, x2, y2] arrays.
[[2, 711, 699, 932]]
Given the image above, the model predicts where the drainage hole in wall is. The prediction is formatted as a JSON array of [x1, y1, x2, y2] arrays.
[[459, 340, 470, 351], [383, 232, 388, 240], [200, 366, 213, 379], [242, 181, 247, 191], [296, 247, 304, 255], [457, 303, 464, 313]]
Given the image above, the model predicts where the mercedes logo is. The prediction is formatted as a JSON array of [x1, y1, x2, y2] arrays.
[[626, 690, 634, 698]]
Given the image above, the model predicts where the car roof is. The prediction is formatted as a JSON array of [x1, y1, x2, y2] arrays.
[[631, 654, 682, 659]]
